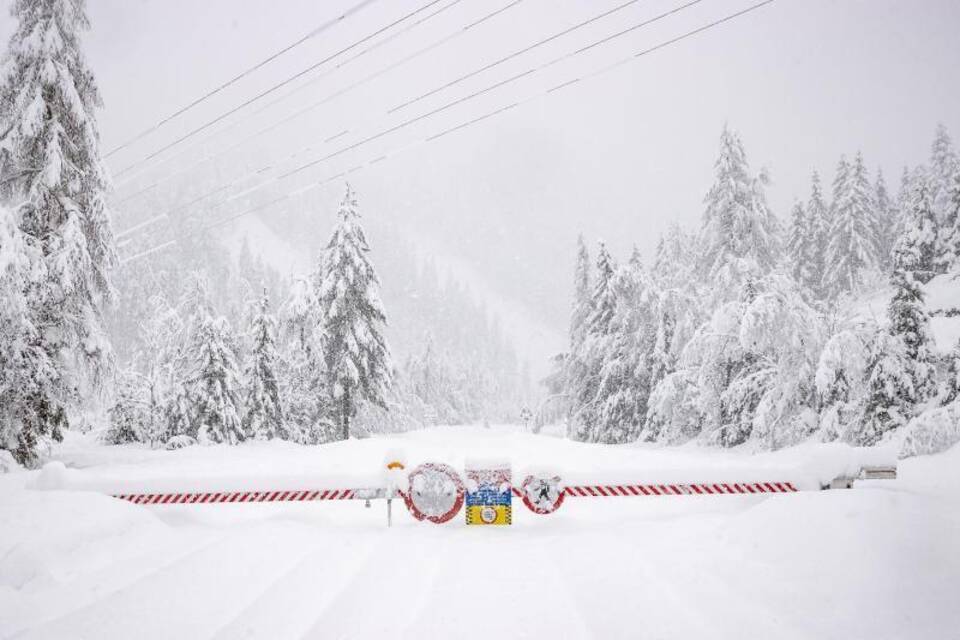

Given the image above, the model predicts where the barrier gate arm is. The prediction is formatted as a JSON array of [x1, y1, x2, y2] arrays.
[[93, 462, 898, 526]]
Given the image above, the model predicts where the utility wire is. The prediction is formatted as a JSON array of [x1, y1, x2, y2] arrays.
[[113, 0, 522, 208], [120, 0, 777, 266], [278, 0, 705, 180], [114, 0, 527, 239], [112, 0, 449, 179], [104, 0, 379, 158], [387, 0, 645, 114], [117, 0, 699, 239]]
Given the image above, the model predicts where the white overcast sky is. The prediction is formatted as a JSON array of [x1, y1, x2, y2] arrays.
[[2, 0, 959, 370]]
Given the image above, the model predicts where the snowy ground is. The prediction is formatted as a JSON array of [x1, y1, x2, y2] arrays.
[[2, 426, 959, 640]]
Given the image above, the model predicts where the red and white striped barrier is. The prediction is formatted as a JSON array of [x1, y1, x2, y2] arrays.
[[556, 481, 798, 497], [113, 487, 389, 505], [78, 459, 894, 526]]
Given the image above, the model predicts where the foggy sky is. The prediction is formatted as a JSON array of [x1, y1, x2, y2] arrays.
[[2, 0, 959, 373]]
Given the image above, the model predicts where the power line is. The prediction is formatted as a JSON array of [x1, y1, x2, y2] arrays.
[[117, 0, 700, 238], [114, 1, 525, 240], [113, 0, 523, 208], [119, 0, 777, 266], [387, 0, 645, 115], [277, 0, 705, 180], [112, 0, 450, 180], [104, 0, 379, 159]]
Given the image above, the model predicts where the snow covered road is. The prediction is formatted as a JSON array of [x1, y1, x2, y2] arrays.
[[2, 427, 959, 639]]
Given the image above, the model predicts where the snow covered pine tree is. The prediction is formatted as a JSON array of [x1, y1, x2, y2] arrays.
[[860, 194, 938, 445], [0, 0, 115, 466], [697, 125, 780, 303], [191, 313, 245, 445], [824, 153, 882, 298], [243, 290, 285, 440], [317, 184, 391, 440]]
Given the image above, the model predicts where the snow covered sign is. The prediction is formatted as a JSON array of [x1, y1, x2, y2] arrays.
[[518, 474, 565, 514], [403, 462, 464, 524], [465, 460, 512, 525]]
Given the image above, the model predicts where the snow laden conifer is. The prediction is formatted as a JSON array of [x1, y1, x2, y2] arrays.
[[805, 171, 830, 298], [860, 210, 938, 445], [653, 223, 697, 291], [874, 169, 897, 273], [900, 339, 960, 457], [317, 184, 391, 440], [899, 169, 939, 284], [815, 326, 873, 442], [929, 124, 958, 227], [563, 234, 592, 435], [571, 242, 617, 441], [697, 126, 780, 302], [0, 203, 57, 465], [242, 290, 284, 440], [935, 164, 960, 272], [593, 251, 656, 443], [824, 153, 880, 297], [190, 313, 245, 445], [0, 0, 115, 464], [279, 276, 332, 443], [785, 200, 812, 290]]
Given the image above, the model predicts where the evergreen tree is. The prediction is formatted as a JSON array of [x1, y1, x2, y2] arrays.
[[105, 370, 147, 445], [859, 331, 913, 445], [895, 166, 912, 239], [874, 169, 897, 273], [805, 171, 829, 298], [0, 203, 56, 465], [653, 223, 697, 291], [785, 200, 811, 288], [242, 290, 284, 440], [862, 212, 939, 444], [929, 124, 958, 223], [190, 313, 245, 445], [935, 166, 960, 272], [593, 253, 656, 443], [0, 0, 115, 464], [824, 153, 879, 297], [280, 274, 330, 443], [698, 126, 780, 300], [899, 169, 939, 284], [571, 242, 616, 441], [563, 234, 592, 435], [317, 184, 391, 440]]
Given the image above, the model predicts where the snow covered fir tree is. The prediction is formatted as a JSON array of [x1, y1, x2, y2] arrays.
[[0, 0, 116, 466], [316, 184, 391, 440]]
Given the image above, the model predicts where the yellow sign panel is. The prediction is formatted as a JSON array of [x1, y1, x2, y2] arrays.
[[466, 504, 512, 526]]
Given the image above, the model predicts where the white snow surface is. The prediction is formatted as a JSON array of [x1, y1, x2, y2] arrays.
[[2, 426, 958, 639]]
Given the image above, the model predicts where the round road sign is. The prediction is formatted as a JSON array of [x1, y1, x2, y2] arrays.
[[520, 475, 565, 514], [403, 462, 465, 524]]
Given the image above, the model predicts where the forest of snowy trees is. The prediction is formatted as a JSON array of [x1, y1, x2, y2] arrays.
[[552, 124, 960, 455], [0, 0, 528, 467], [2, 0, 958, 468]]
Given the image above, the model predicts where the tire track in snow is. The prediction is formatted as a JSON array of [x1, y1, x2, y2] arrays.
[[296, 529, 452, 639], [208, 533, 384, 640], [2, 530, 228, 639], [15, 522, 323, 640]]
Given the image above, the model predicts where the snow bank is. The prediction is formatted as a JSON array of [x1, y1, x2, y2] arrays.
[[0, 426, 957, 639]]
